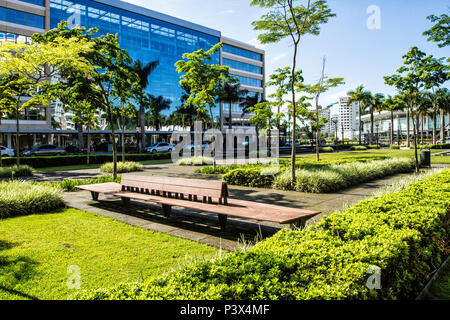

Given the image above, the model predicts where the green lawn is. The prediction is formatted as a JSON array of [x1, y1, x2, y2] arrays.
[[0, 208, 218, 300], [36, 158, 173, 172]]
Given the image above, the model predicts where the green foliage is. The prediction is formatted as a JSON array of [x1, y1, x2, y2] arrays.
[[429, 143, 450, 149], [351, 146, 368, 151], [273, 158, 415, 193], [2, 153, 171, 169], [223, 168, 274, 188], [0, 181, 64, 218], [0, 165, 33, 178], [177, 157, 214, 166], [423, 13, 450, 48], [367, 145, 381, 149], [100, 162, 143, 174], [44, 176, 121, 192], [74, 169, 450, 300], [390, 144, 400, 150]]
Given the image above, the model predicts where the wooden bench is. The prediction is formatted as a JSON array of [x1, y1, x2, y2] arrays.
[[76, 174, 320, 230]]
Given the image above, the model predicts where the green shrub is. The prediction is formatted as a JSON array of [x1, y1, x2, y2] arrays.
[[367, 145, 381, 149], [351, 146, 368, 151], [313, 147, 334, 153], [274, 158, 415, 193], [429, 143, 450, 150], [0, 181, 64, 218], [0, 165, 34, 178], [45, 176, 122, 192], [74, 169, 450, 300], [177, 156, 214, 166], [223, 168, 274, 188], [2, 153, 171, 169], [390, 144, 400, 150], [100, 162, 143, 174]]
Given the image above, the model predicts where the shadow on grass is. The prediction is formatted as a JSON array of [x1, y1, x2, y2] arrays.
[[0, 240, 40, 300]]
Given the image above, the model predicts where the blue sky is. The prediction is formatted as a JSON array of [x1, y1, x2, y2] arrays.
[[126, 0, 449, 115]]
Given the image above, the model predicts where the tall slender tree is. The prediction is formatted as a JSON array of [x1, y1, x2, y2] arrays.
[[218, 77, 248, 130], [146, 95, 171, 132], [346, 85, 372, 145], [251, 0, 335, 184]]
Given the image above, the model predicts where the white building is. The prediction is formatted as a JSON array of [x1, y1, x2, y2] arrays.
[[338, 97, 360, 140]]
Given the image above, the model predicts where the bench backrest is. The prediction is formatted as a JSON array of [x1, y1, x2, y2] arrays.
[[121, 174, 229, 204]]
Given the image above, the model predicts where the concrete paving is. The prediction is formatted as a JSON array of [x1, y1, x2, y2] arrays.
[[61, 162, 439, 250]]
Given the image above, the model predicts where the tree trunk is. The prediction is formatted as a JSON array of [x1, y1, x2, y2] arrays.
[[440, 109, 445, 143], [140, 105, 146, 153], [228, 101, 232, 130], [390, 111, 394, 145], [412, 113, 419, 174], [316, 103, 320, 162], [433, 110, 437, 144], [122, 123, 125, 163], [421, 114, 424, 144], [87, 127, 90, 165], [406, 108, 410, 148], [77, 111, 84, 151], [370, 109, 374, 143], [358, 106, 362, 145], [109, 112, 118, 180], [290, 44, 298, 186], [15, 105, 20, 167]]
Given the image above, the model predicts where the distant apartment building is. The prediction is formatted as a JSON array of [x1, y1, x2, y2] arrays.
[[338, 97, 360, 140], [0, 0, 265, 150]]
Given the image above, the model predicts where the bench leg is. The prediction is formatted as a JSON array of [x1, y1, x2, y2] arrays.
[[91, 192, 99, 201], [290, 218, 307, 230], [121, 197, 130, 206], [162, 204, 172, 218], [218, 214, 228, 231]]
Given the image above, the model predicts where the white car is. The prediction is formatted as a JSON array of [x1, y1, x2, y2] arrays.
[[145, 142, 174, 154], [0, 146, 14, 157]]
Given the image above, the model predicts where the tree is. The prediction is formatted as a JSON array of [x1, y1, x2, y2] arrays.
[[265, 67, 293, 132], [346, 85, 372, 145], [0, 33, 94, 166], [423, 12, 450, 48], [132, 60, 159, 151], [385, 47, 429, 173], [146, 95, 171, 131], [251, 0, 336, 184], [218, 77, 248, 130], [0, 75, 17, 167], [382, 95, 403, 145], [371, 93, 385, 143], [307, 57, 344, 161]]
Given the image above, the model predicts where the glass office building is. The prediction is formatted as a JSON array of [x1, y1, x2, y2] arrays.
[[1, 0, 265, 129]]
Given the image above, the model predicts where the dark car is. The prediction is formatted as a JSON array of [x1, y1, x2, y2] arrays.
[[22, 145, 68, 157]]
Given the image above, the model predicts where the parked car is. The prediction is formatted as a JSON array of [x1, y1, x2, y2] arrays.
[[0, 146, 14, 157], [183, 141, 210, 153], [22, 145, 68, 157], [436, 138, 450, 144], [145, 142, 174, 154]]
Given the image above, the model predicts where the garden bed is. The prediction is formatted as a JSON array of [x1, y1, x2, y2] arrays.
[[74, 169, 450, 300]]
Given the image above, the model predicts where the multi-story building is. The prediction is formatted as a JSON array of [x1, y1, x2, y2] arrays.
[[0, 0, 265, 149], [338, 97, 360, 140]]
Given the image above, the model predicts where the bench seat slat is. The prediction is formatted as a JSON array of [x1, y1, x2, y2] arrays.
[[114, 191, 320, 224], [76, 183, 122, 194]]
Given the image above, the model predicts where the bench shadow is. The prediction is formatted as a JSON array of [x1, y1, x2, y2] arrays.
[[0, 240, 40, 300], [90, 199, 282, 243]]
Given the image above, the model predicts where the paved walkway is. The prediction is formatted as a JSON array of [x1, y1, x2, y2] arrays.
[[60, 162, 445, 250]]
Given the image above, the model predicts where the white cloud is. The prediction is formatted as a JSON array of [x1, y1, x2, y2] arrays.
[[271, 53, 287, 63], [221, 9, 235, 14], [246, 37, 266, 50]]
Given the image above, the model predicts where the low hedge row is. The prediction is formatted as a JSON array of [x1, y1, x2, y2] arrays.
[[42, 175, 121, 192], [223, 168, 275, 188], [74, 169, 450, 300], [429, 143, 450, 150], [2, 153, 171, 169], [100, 161, 144, 174], [351, 146, 368, 151]]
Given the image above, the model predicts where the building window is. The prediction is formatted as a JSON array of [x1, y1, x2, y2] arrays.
[[3, 8, 45, 29], [233, 75, 262, 88], [223, 58, 262, 75], [223, 44, 262, 61]]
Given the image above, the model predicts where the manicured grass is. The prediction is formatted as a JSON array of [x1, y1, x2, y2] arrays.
[[0, 209, 218, 300]]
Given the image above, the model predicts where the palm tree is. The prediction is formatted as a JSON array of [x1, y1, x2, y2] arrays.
[[416, 92, 433, 144], [347, 85, 372, 145], [436, 88, 450, 142], [371, 93, 385, 143], [218, 79, 248, 130], [146, 95, 171, 132], [132, 60, 159, 151]]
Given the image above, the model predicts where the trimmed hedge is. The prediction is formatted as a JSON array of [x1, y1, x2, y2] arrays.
[[351, 146, 368, 151], [74, 169, 450, 300], [390, 144, 400, 150], [0, 165, 34, 179], [43, 176, 121, 192], [0, 181, 64, 218], [223, 168, 275, 188], [177, 156, 214, 166], [2, 153, 171, 169], [367, 145, 381, 149], [429, 143, 450, 150], [100, 161, 144, 174]]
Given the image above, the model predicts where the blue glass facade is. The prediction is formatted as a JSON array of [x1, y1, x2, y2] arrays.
[[223, 44, 262, 61], [49, 0, 221, 118], [18, 0, 45, 6]]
